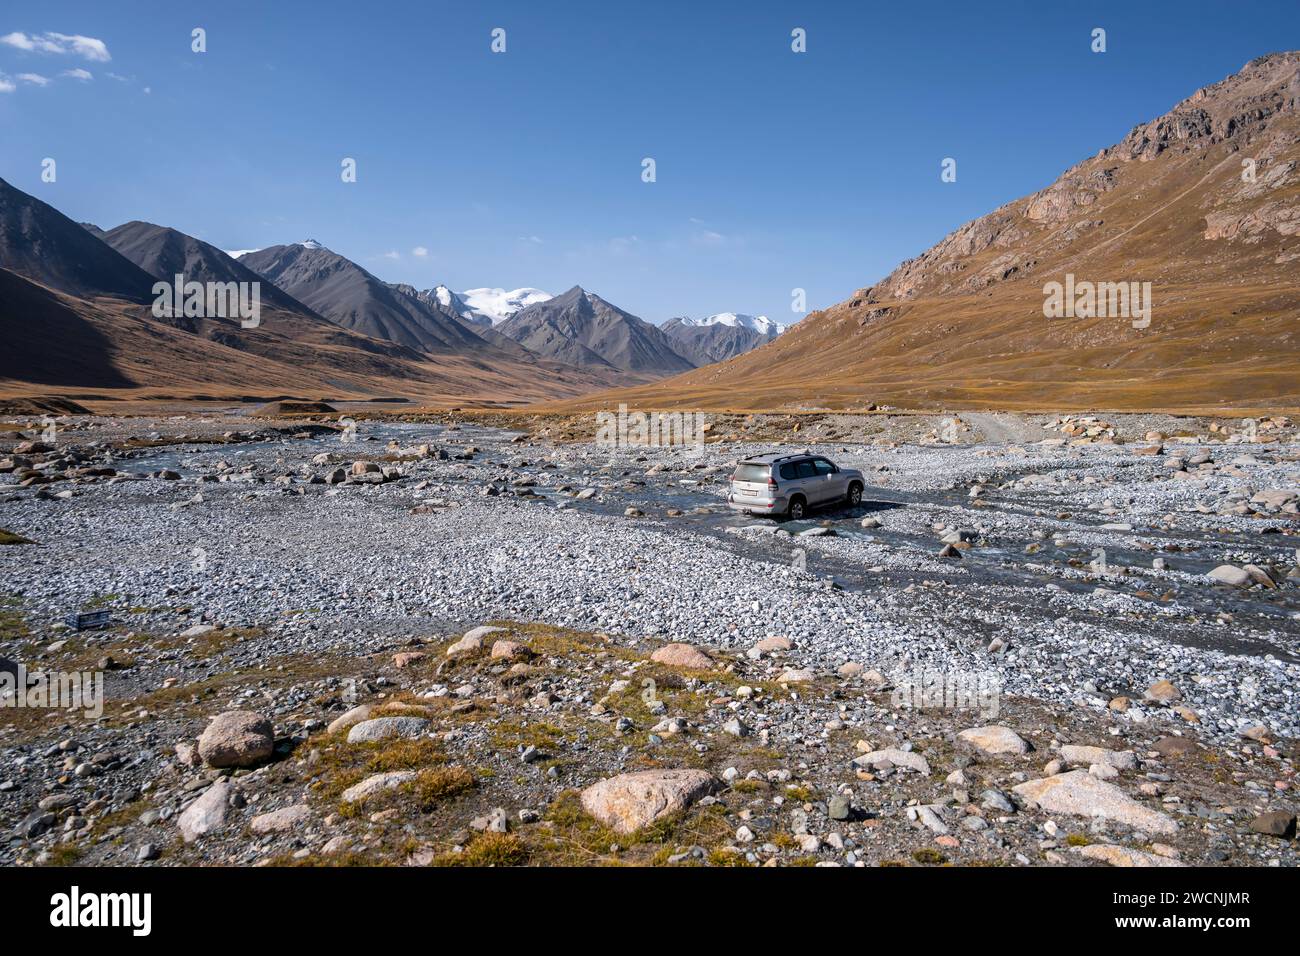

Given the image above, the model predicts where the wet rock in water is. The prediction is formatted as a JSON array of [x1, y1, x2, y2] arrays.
[[957, 725, 1029, 755], [340, 771, 416, 804], [346, 716, 430, 744], [178, 779, 231, 843], [1207, 564, 1252, 587], [1012, 771, 1177, 834], [650, 643, 715, 670], [580, 769, 718, 834], [197, 711, 274, 768]]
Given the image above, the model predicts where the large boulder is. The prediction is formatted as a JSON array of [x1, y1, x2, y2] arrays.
[[1145, 680, 1182, 704], [580, 769, 718, 834], [1059, 744, 1137, 771], [957, 725, 1029, 755], [340, 771, 416, 804], [346, 716, 429, 744], [1074, 844, 1186, 867], [851, 747, 931, 776], [1013, 771, 1177, 834], [250, 804, 312, 835], [1207, 565, 1251, 587], [446, 625, 505, 657], [649, 643, 715, 670], [197, 711, 274, 768], [327, 704, 373, 736]]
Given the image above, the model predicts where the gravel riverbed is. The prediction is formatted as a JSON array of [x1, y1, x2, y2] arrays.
[[0, 412, 1297, 866]]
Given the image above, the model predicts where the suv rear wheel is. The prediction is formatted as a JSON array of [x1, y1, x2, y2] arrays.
[[786, 495, 807, 520]]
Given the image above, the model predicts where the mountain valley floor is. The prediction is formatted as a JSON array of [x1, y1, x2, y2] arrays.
[[0, 408, 1296, 866]]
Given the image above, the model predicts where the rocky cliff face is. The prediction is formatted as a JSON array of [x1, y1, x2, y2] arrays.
[[858, 52, 1300, 309]]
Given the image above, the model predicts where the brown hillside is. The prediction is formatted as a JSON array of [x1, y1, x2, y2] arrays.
[[538, 53, 1300, 415], [0, 269, 627, 407]]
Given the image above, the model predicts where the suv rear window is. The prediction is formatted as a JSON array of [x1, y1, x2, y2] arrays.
[[734, 463, 771, 482]]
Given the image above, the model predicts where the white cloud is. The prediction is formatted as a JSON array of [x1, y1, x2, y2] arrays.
[[517, 235, 543, 244], [1, 31, 110, 61], [17, 72, 50, 86], [0, 31, 35, 51], [411, 246, 429, 257], [382, 250, 400, 260], [0, 75, 14, 94], [61, 68, 93, 81]]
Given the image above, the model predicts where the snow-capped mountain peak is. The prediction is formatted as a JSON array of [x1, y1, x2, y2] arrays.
[[431, 284, 457, 310], [458, 287, 554, 325], [676, 312, 785, 335], [298, 239, 325, 250]]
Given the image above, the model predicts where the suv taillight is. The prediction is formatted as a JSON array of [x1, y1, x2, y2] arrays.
[[768, 477, 778, 488]]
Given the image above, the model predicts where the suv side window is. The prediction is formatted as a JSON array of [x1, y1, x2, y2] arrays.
[[813, 459, 836, 475], [795, 459, 817, 479], [779, 462, 798, 481]]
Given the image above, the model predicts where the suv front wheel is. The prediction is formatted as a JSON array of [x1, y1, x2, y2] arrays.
[[846, 481, 863, 506]]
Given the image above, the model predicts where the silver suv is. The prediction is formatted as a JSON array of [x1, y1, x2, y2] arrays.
[[727, 453, 865, 520]]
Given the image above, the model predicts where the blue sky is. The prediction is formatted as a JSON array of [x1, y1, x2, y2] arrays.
[[2, 1, 1297, 324]]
